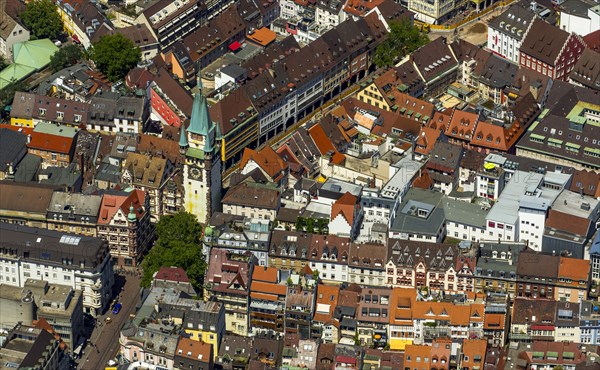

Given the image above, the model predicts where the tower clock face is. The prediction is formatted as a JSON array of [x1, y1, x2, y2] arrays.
[[189, 167, 202, 180]]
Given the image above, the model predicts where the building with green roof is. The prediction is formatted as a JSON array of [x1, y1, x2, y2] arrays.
[[0, 39, 59, 88]]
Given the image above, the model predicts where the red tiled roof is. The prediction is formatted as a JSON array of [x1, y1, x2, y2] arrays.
[[28, 132, 74, 154], [155, 266, 190, 283], [545, 209, 590, 236], [252, 266, 279, 283], [415, 126, 442, 155], [240, 146, 287, 180], [331, 192, 358, 225]]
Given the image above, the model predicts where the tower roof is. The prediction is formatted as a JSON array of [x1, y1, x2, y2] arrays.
[[178, 123, 188, 148], [187, 79, 212, 136]]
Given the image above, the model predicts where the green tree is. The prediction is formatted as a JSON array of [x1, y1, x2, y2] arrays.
[[306, 217, 315, 233], [88, 33, 141, 82], [316, 218, 328, 234], [374, 20, 430, 68], [49, 44, 83, 72], [295, 217, 306, 232], [141, 212, 206, 291], [21, 0, 63, 40], [0, 79, 28, 108], [0, 56, 7, 71]]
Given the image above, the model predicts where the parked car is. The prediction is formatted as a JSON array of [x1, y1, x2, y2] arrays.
[[112, 303, 122, 315]]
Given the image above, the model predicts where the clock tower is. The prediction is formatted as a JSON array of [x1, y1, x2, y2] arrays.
[[180, 79, 222, 225]]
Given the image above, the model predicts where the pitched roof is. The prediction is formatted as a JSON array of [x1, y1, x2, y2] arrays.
[[331, 192, 358, 225], [569, 48, 600, 90], [545, 209, 591, 236], [152, 68, 194, 118], [27, 132, 75, 154], [415, 126, 442, 155], [175, 337, 212, 362], [520, 19, 570, 65], [252, 266, 279, 283], [445, 109, 479, 141], [410, 37, 458, 82], [97, 189, 145, 224], [240, 146, 287, 180], [221, 182, 280, 210], [557, 256, 590, 281], [569, 169, 600, 197], [155, 267, 190, 283], [12, 39, 59, 69]]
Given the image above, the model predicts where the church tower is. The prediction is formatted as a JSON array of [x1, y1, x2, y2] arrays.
[[181, 79, 222, 225]]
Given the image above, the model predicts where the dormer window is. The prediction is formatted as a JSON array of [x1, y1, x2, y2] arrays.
[[417, 208, 429, 218]]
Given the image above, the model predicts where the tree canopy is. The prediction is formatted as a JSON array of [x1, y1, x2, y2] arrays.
[[141, 212, 206, 291], [21, 0, 63, 40], [49, 44, 83, 72], [374, 21, 430, 69], [0, 79, 28, 108], [88, 33, 141, 82]]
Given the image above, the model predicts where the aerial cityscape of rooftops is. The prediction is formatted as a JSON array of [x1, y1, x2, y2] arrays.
[[0, 0, 599, 368]]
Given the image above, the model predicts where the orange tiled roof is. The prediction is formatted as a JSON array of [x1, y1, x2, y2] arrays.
[[251, 281, 287, 296], [98, 190, 145, 225], [308, 122, 336, 155], [344, 0, 384, 16], [546, 209, 591, 236], [252, 266, 279, 283], [484, 313, 505, 330], [176, 337, 212, 361], [389, 287, 416, 325], [28, 132, 74, 154], [240, 146, 287, 181], [558, 256, 590, 282], [415, 126, 442, 155], [445, 109, 479, 141], [428, 111, 451, 130], [246, 27, 277, 47], [331, 192, 358, 225]]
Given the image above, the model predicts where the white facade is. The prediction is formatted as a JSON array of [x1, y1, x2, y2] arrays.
[[560, 5, 600, 36], [517, 203, 547, 252], [328, 214, 353, 238], [315, 3, 345, 30], [0, 22, 29, 61], [222, 203, 278, 221], [0, 253, 113, 317], [311, 260, 348, 284], [487, 25, 524, 64], [280, 0, 303, 19], [446, 221, 485, 243]]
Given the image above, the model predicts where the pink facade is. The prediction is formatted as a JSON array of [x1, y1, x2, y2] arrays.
[[150, 88, 183, 128], [520, 34, 585, 81]]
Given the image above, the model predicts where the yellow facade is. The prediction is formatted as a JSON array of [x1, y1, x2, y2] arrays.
[[10, 117, 34, 127], [356, 83, 391, 111], [184, 329, 219, 360], [389, 338, 413, 351]]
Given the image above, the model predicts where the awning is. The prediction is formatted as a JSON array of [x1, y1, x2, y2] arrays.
[[72, 34, 81, 43], [228, 41, 241, 51]]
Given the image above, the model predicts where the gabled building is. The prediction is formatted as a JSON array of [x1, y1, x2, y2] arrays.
[[568, 48, 600, 91], [249, 266, 287, 336], [516, 82, 600, 171], [136, 0, 205, 49], [403, 37, 459, 97], [348, 242, 387, 286], [46, 191, 101, 237], [329, 192, 362, 239], [519, 19, 586, 80], [312, 284, 340, 343], [122, 152, 175, 223], [510, 298, 557, 343], [0, 0, 29, 61], [56, 0, 113, 49], [97, 190, 153, 268], [205, 248, 255, 336], [487, 3, 536, 63], [239, 146, 289, 188], [222, 182, 281, 221]]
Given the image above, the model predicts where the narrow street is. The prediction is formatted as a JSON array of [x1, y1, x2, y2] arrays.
[[77, 272, 142, 370]]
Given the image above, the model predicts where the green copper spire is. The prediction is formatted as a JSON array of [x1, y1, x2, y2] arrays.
[[187, 76, 212, 136], [178, 122, 188, 148], [128, 204, 137, 222], [215, 120, 222, 141]]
